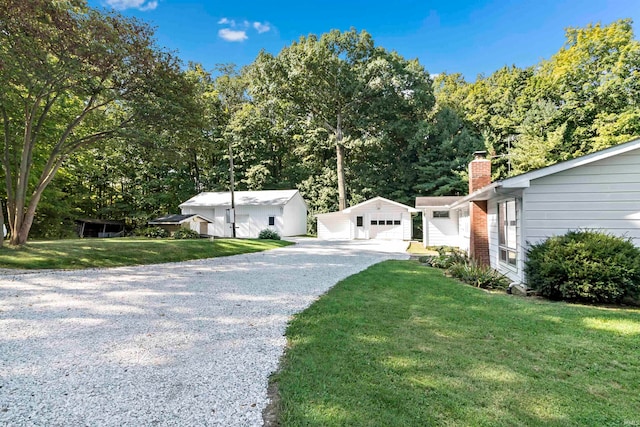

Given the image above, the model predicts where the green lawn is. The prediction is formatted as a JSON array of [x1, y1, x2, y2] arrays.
[[274, 260, 640, 426], [406, 241, 438, 255], [0, 238, 292, 270]]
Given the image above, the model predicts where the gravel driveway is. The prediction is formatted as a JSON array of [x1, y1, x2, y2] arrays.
[[0, 238, 408, 426]]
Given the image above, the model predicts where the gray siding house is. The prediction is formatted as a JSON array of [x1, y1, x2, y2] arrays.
[[418, 137, 640, 284]]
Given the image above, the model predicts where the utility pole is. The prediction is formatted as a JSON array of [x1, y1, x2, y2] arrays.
[[228, 142, 236, 238]]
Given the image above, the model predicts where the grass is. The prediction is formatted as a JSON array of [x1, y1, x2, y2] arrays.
[[0, 237, 292, 270], [274, 260, 640, 426], [406, 241, 438, 255]]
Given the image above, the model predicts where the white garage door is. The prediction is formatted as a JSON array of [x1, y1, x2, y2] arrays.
[[370, 213, 403, 240]]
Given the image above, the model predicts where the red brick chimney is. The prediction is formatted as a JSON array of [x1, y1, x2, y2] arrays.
[[469, 151, 491, 265]]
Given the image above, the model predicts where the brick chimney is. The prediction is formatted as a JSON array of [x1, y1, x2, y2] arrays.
[[469, 151, 491, 265]]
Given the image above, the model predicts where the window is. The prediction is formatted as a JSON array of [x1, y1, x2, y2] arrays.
[[268, 216, 275, 226], [225, 209, 234, 223], [386, 220, 393, 225], [393, 220, 401, 225], [371, 220, 378, 225], [498, 199, 517, 267], [356, 216, 363, 227], [433, 210, 450, 218]]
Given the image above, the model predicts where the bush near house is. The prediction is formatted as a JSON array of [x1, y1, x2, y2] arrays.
[[173, 228, 200, 239], [424, 246, 467, 268], [447, 259, 510, 290], [135, 226, 170, 238], [419, 246, 508, 289], [258, 229, 281, 240], [525, 230, 640, 304]]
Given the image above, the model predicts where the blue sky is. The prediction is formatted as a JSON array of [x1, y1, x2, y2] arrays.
[[89, 0, 639, 80]]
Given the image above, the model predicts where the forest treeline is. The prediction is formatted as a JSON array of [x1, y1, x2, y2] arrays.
[[1, 0, 639, 242]]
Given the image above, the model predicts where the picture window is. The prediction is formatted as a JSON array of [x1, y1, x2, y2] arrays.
[[498, 199, 517, 267]]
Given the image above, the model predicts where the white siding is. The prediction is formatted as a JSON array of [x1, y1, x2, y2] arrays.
[[234, 205, 283, 238], [317, 214, 350, 239], [349, 203, 411, 240], [318, 198, 415, 241], [183, 205, 283, 238], [282, 192, 308, 236], [457, 207, 470, 252], [423, 209, 460, 247], [403, 212, 412, 240], [522, 149, 640, 247]]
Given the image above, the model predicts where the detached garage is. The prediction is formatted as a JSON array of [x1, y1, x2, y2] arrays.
[[179, 189, 307, 238], [317, 197, 418, 240]]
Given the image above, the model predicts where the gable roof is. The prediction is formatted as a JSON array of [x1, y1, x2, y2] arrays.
[[342, 196, 419, 213], [450, 137, 640, 208], [415, 196, 464, 209], [148, 214, 213, 224], [499, 137, 640, 189], [179, 190, 301, 208]]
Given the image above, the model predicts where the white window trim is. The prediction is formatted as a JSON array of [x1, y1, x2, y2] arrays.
[[498, 199, 517, 269]]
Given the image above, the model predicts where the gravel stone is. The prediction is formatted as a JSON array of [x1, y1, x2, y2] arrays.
[[0, 238, 408, 426]]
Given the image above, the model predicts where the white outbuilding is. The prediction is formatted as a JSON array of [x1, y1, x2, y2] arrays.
[[316, 196, 418, 240], [179, 189, 307, 238]]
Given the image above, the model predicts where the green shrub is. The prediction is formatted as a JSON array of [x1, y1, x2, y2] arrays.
[[136, 226, 169, 238], [525, 230, 640, 303], [447, 259, 510, 289], [258, 229, 281, 240], [173, 228, 201, 239], [428, 246, 468, 268]]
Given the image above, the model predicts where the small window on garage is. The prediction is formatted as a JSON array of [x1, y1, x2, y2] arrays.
[[268, 216, 275, 226], [433, 211, 450, 218], [356, 216, 363, 227], [393, 220, 401, 225], [371, 220, 378, 225], [386, 220, 393, 225]]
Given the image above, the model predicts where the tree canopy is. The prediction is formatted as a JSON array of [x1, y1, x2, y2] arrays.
[[1, 9, 639, 242], [0, 0, 195, 244]]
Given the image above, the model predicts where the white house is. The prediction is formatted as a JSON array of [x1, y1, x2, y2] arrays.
[[317, 196, 418, 240], [179, 189, 307, 238], [418, 137, 640, 284], [148, 214, 213, 236], [416, 196, 465, 249]]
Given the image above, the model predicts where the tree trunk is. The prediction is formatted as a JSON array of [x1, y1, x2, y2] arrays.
[[336, 143, 346, 211], [0, 199, 4, 248], [335, 113, 347, 211]]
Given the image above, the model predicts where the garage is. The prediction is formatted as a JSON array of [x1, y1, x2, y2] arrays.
[[317, 196, 418, 241], [369, 213, 403, 239]]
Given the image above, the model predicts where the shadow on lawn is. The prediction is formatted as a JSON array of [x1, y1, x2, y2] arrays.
[[275, 261, 640, 427]]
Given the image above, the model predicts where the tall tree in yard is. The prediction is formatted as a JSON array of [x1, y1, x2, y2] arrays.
[[0, 0, 190, 245], [250, 29, 433, 210]]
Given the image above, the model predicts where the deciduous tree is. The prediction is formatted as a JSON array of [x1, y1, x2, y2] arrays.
[[0, 0, 189, 244]]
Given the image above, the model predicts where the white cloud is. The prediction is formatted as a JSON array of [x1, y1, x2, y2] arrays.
[[253, 21, 271, 34], [104, 0, 158, 11], [218, 28, 248, 42], [218, 17, 237, 26]]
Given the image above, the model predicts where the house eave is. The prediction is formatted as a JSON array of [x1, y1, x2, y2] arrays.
[[448, 182, 501, 209]]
